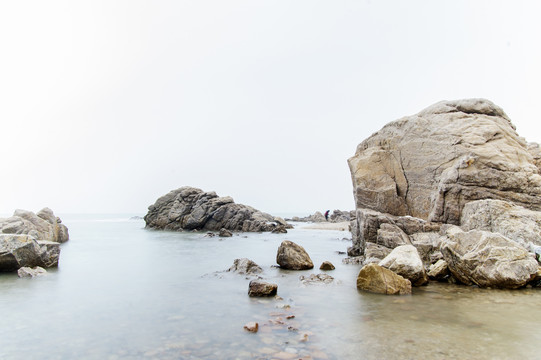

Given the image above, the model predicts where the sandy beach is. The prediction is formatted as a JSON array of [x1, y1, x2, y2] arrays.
[[300, 221, 350, 231]]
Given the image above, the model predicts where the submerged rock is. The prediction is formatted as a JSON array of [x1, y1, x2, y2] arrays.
[[17, 266, 47, 278], [441, 228, 538, 289], [248, 280, 278, 297], [319, 261, 335, 270], [228, 258, 263, 275], [378, 245, 428, 286], [243, 322, 259, 332], [276, 241, 314, 270], [144, 186, 290, 232], [299, 273, 334, 285], [356, 263, 412, 295], [219, 228, 233, 237]]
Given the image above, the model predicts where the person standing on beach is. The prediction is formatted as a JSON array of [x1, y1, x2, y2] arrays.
[[324, 210, 330, 221]]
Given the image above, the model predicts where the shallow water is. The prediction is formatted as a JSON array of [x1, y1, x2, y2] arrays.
[[1, 215, 540, 360]]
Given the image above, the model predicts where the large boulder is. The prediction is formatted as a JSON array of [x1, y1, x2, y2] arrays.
[[356, 263, 412, 295], [276, 241, 314, 270], [461, 199, 541, 248], [348, 99, 541, 226], [0, 208, 69, 243], [378, 245, 428, 286], [441, 227, 538, 289], [144, 187, 290, 232], [0, 234, 61, 271]]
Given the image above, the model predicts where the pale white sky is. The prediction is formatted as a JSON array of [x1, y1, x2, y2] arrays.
[[1, 1, 540, 215]]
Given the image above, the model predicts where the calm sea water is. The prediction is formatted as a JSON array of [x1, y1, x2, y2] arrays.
[[1, 214, 540, 360]]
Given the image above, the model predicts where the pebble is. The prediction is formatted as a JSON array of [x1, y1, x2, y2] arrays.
[[244, 322, 259, 332]]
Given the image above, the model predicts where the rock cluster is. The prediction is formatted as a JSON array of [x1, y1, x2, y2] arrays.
[[288, 210, 355, 223], [144, 187, 291, 232], [0, 208, 68, 272], [348, 99, 541, 289]]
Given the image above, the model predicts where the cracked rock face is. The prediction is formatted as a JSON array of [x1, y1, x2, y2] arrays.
[[348, 98, 541, 225]]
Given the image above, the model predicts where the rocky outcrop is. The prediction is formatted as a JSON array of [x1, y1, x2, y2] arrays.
[[378, 245, 428, 286], [0, 234, 61, 271], [428, 259, 449, 281], [461, 199, 541, 248], [348, 99, 541, 226], [276, 241, 314, 270], [356, 263, 412, 295], [144, 187, 291, 232], [441, 227, 538, 289], [0, 208, 69, 243], [248, 280, 277, 297]]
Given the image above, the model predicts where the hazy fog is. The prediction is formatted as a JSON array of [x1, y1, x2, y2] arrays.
[[1, 1, 540, 215]]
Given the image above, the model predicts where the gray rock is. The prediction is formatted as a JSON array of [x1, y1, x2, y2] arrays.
[[17, 266, 47, 278], [376, 223, 411, 249], [410, 232, 443, 265], [364, 242, 392, 265], [348, 99, 541, 225], [144, 187, 290, 232], [441, 227, 538, 288], [248, 280, 277, 297], [0, 234, 60, 271], [276, 241, 314, 270], [299, 273, 334, 285], [379, 245, 428, 286], [461, 199, 541, 248], [228, 258, 263, 275], [350, 208, 440, 255], [271, 225, 288, 234], [219, 228, 233, 237], [0, 208, 69, 243]]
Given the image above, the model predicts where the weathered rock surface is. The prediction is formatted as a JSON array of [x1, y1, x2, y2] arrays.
[[376, 223, 411, 249], [276, 241, 314, 270], [363, 242, 392, 265], [410, 232, 443, 265], [379, 245, 428, 286], [441, 227, 538, 288], [271, 225, 288, 234], [228, 258, 263, 275], [348, 99, 541, 226], [248, 280, 277, 297], [461, 199, 541, 248], [319, 261, 335, 270], [17, 266, 47, 278], [0, 208, 69, 243], [351, 208, 440, 255], [0, 234, 61, 271], [145, 187, 290, 232], [299, 273, 334, 285], [428, 259, 450, 281], [356, 263, 412, 295]]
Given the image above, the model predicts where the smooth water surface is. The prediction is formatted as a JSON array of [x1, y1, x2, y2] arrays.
[[1, 215, 540, 360]]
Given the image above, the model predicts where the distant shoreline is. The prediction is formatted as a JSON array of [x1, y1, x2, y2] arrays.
[[299, 221, 350, 231]]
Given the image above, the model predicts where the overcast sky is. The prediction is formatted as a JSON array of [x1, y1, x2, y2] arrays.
[[1, 1, 540, 215]]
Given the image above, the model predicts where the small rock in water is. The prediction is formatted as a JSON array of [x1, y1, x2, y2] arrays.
[[319, 261, 335, 270], [271, 225, 288, 234], [204, 232, 215, 238], [17, 266, 47, 278], [299, 273, 334, 285], [248, 280, 278, 297], [244, 322, 259, 332], [219, 228, 233, 237]]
